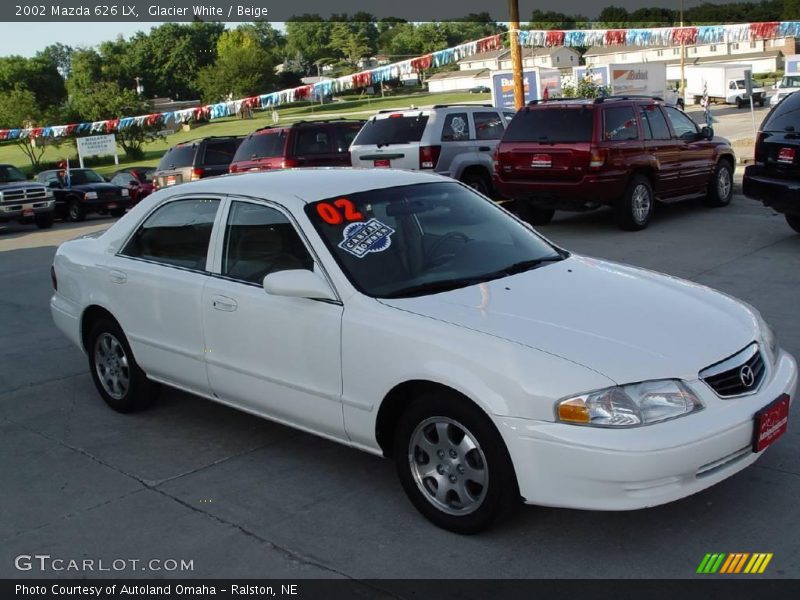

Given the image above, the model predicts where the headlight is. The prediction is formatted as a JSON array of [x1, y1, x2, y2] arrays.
[[556, 380, 703, 427], [84, 191, 98, 200], [120, 189, 129, 197], [758, 314, 779, 364], [45, 189, 53, 198]]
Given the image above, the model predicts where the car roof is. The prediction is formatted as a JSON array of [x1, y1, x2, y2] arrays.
[[140, 168, 448, 209]]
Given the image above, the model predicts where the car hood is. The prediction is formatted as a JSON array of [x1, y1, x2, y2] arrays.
[[380, 255, 759, 384], [0, 182, 45, 190]]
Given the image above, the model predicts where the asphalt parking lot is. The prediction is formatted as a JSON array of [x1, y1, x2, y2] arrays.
[[1, 186, 799, 582]]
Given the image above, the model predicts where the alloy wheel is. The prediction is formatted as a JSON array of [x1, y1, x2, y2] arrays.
[[94, 332, 130, 400], [632, 184, 652, 224]]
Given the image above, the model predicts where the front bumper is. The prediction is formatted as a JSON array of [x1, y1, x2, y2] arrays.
[[497, 350, 797, 510], [0, 199, 55, 220], [743, 165, 800, 215]]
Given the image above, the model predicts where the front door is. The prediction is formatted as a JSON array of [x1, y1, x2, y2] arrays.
[[663, 106, 715, 194], [639, 104, 685, 198], [202, 198, 346, 439]]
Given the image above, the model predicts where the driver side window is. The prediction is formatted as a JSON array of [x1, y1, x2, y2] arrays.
[[663, 107, 699, 140], [222, 201, 313, 285]]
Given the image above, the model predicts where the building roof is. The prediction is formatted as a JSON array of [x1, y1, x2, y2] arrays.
[[427, 69, 490, 81], [677, 50, 782, 66], [584, 45, 648, 57], [458, 47, 578, 65]]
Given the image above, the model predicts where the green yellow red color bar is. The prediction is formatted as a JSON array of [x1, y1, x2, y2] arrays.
[[697, 553, 773, 574]]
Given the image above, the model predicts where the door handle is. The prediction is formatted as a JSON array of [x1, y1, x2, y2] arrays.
[[109, 269, 127, 284], [211, 295, 238, 312], [478, 146, 492, 152]]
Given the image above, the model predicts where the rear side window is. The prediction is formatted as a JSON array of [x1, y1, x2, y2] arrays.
[[235, 131, 287, 161], [504, 107, 594, 143], [294, 128, 331, 155], [604, 106, 639, 141], [762, 92, 800, 131], [157, 146, 196, 170], [121, 199, 220, 271], [202, 140, 238, 166], [639, 105, 671, 140], [441, 113, 470, 141], [353, 115, 429, 146], [334, 123, 364, 152], [473, 112, 505, 140]]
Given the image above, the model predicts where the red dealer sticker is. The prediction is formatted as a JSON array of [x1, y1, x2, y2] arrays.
[[778, 147, 795, 164], [530, 154, 551, 168], [753, 394, 790, 453]]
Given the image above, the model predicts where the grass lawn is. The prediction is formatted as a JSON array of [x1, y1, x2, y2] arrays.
[[0, 91, 490, 177]]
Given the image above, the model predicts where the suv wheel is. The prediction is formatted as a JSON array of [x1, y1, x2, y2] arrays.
[[786, 214, 800, 233], [515, 200, 555, 225], [616, 175, 654, 231], [460, 171, 492, 197], [706, 161, 733, 207], [68, 198, 86, 222], [35, 212, 53, 229], [394, 393, 519, 534]]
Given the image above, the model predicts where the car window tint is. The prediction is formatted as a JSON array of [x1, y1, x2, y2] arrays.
[[235, 131, 286, 160], [0, 165, 27, 182], [202, 140, 238, 165], [639, 106, 672, 140], [353, 115, 429, 145], [334, 123, 364, 152], [473, 112, 504, 140], [157, 146, 196, 169], [222, 202, 313, 284], [503, 107, 594, 142], [604, 106, 639, 141], [441, 113, 470, 141], [294, 128, 331, 155], [761, 91, 800, 131], [664, 107, 699, 139], [121, 199, 220, 271]]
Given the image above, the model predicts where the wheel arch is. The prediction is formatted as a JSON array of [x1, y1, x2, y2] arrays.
[[80, 304, 120, 353]]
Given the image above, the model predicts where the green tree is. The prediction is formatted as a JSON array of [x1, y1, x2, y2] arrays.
[[785, 0, 800, 19], [37, 43, 73, 78], [285, 15, 334, 74], [0, 88, 63, 169], [329, 20, 375, 69], [528, 10, 588, 30], [0, 55, 66, 111]]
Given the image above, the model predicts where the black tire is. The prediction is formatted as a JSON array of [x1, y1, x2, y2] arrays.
[[786, 213, 800, 233], [393, 392, 519, 534], [515, 199, 555, 225], [759, 98, 765, 108], [615, 175, 654, 231], [736, 97, 744, 109], [460, 171, 492, 197], [67, 198, 85, 222], [705, 160, 734, 207], [87, 317, 159, 413], [35, 212, 53, 229], [110, 207, 126, 218]]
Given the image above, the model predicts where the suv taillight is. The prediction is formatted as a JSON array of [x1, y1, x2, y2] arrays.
[[191, 168, 204, 180], [492, 148, 500, 174], [589, 147, 606, 169], [50, 265, 57, 291], [419, 145, 441, 169], [281, 158, 298, 168]]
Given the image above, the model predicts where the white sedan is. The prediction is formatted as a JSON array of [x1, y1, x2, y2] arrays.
[[51, 169, 797, 533]]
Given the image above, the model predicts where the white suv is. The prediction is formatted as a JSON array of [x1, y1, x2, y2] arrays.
[[350, 104, 514, 196]]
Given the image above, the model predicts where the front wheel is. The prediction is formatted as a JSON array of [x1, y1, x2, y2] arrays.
[[87, 317, 159, 413], [706, 161, 733, 207], [786, 213, 800, 233], [460, 171, 492, 197], [67, 199, 85, 222], [394, 393, 519, 534], [615, 175, 654, 231], [515, 200, 555, 225]]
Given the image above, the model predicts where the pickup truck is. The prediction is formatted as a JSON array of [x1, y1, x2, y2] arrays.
[[36, 168, 131, 222], [0, 164, 55, 229]]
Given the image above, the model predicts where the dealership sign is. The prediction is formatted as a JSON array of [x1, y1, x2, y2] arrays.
[[491, 70, 562, 109], [76, 134, 119, 168]]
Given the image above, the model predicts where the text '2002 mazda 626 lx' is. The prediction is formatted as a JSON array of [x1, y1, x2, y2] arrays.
[[50, 169, 797, 533]]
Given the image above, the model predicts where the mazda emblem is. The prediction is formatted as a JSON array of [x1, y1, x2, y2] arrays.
[[739, 365, 756, 388]]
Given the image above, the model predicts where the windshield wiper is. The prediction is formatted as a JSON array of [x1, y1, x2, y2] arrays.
[[384, 277, 490, 299], [497, 255, 565, 276]]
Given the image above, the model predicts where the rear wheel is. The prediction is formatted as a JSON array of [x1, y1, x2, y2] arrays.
[[460, 171, 492, 197], [67, 198, 85, 222], [615, 175, 654, 231], [393, 392, 519, 534], [706, 160, 733, 207], [35, 212, 53, 229], [786, 214, 800, 233], [515, 200, 554, 225], [87, 317, 159, 413]]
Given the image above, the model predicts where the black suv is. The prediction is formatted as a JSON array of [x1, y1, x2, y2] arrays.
[[36, 168, 131, 222], [0, 164, 55, 229], [154, 136, 243, 189], [743, 91, 800, 233]]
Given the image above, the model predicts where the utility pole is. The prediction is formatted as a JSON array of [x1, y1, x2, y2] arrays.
[[508, 0, 525, 109], [679, 0, 686, 99]]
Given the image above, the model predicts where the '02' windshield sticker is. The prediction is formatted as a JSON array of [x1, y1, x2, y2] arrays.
[[338, 219, 395, 258]]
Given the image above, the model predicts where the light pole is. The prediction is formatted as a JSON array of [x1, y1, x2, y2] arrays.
[[679, 0, 685, 100], [508, 0, 525, 109]]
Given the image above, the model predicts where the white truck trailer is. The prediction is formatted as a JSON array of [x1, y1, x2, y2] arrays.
[[770, 54, 800, 106], [685, 64, 766, 108], [576, 63, 683, 107]]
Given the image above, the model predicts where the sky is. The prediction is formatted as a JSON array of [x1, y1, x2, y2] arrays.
[[0, 23, 161, 57]]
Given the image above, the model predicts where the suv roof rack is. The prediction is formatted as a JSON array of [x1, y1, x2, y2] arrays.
[[176, 135, 243, 145], [527, 98, 592, 105], [376, 107, 427, 114], [253, 118, 361, 133], [430, 103, 494, 109], [594, 95, 664, 104]]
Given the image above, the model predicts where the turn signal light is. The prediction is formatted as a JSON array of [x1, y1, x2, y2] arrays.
[[557, 399, 590, 423], [191, 168, 204, 181], [281, 158, 298, 168], [589, 148, 605, 168], [419, 145, 441, 169]]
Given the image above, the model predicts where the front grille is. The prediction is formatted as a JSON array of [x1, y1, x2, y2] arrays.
[[101, 191, 119, 200], [0, 186, 48, 204], [700, 343, 765, 398]]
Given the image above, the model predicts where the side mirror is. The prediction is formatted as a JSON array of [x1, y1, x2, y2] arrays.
[[263, 269, 337, 301], [700, 126, 714, 140]]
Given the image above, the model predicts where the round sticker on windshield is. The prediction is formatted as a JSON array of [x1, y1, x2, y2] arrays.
[[338, 219, 395, 258]]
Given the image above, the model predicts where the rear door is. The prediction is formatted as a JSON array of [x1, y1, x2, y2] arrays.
[[436, 111, 474, 177], [496, 106, 595, 182], [638, 104, 685, 198], [601, 105, 644, 178], [349, 113, 429, 169]]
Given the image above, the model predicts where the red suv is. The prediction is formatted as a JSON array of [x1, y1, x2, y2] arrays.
[[493, 97, 736, 230], [229, 119, 365, 173]]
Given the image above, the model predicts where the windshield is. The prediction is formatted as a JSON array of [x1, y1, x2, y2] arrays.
[[305, 182, 564, 298], [353, 115, 429, 146], [782, 75, 800, 88], [0, 165, 27, 182], [64, 169, 105, 184], [137, 168, 155, 182]]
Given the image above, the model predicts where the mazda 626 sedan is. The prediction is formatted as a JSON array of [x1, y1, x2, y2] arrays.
[[51, 168, 797, 533]]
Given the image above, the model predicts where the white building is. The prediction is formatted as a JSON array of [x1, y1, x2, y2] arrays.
[[427, 69, 491, 93], [583, 37, 796, 76]]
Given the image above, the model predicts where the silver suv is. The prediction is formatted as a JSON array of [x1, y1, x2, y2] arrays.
[[349, 104, 514, 196]]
